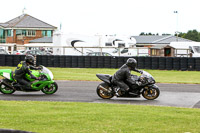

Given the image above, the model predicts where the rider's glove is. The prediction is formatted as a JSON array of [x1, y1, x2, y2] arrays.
[[37, 66, 42, 70], [139, 70, 143, 74]]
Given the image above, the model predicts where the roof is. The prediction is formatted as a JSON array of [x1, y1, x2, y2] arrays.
[[0, 23, 9, 28], [29, 36, 52, 43], [150, 44, 174, 49], [132, 35, 194, 44], [1, 14, 57, 29]]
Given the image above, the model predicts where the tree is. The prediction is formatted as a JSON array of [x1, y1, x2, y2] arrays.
[[177, 30, 200, 42], [139, 29, 200, 42], [139, 32, 157, 36], [162, 33, 171, 36], [184, 30, 199, 41], [139, 32, 145, 35]]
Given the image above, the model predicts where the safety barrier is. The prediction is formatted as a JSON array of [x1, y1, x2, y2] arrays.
[[0, 54, 200, 71]]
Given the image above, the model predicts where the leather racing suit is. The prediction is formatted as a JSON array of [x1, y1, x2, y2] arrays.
[[111, 64, 141, 93], [13, 61, 40, 90]]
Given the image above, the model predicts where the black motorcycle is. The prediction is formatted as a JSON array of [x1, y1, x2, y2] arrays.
[[96, 71, 160, 100]]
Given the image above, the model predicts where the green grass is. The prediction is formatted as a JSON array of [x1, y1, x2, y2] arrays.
[[1, 67, 200, 133], [1, 66, 200, 84], [0, 100, 200, 133]]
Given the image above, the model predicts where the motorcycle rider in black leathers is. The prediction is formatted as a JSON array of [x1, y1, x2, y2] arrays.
[[111, 58, 143, 96], [13, 55, 41, 90]]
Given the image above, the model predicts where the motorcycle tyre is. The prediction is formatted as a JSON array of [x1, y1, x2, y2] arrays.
[[96, 82, 114, 99], [41, 82, 58, 95], [0, 83, 15, 94], [142, 86, 160, 100]]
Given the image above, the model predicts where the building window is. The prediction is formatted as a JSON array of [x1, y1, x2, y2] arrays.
[[118, 43, 125, 48], [27, 30, 36, 36], [22, 30, 26, 36], [16, 30, 35, 36], [16, 30, 22, 35], [7, 30, 12, 37], [0, 29, 5, 43], [42, 30, 52, 37], [152, 49, 159, 56], [105, 42, 112, 46]]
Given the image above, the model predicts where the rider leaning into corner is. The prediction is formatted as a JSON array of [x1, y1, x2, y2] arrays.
[[111, 58, 143, 96], [13, 55, 41, 90]]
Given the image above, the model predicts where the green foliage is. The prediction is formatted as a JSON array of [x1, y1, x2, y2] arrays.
[[0, 101, 200, 133], [177, 29, 200, 42], [139, 32, 160, 36], [184, 29, 199, 41], [140, 29, 200, 42]]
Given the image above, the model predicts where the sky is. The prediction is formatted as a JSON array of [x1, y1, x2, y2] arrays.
[[0, 0, 200, 36]]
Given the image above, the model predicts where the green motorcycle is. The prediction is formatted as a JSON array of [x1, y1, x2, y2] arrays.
[[0, 66, 58, 94]]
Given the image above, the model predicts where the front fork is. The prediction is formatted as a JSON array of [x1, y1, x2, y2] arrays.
[[140, 84, 158, 92]]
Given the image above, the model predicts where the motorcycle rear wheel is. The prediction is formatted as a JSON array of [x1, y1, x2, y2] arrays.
[[96, 83, 114, 99], [0, 83, 15, 94], [41, 82, 58, 94], [142, 87, 160, 100]]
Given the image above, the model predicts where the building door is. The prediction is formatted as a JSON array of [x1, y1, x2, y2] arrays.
[[164, 48, 171, 56]]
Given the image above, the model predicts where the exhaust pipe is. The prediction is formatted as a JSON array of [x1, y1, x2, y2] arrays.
[[1, 80, 15, 90]]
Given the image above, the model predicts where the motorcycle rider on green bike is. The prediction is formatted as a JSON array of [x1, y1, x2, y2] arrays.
[[13, 55, 41, 90]]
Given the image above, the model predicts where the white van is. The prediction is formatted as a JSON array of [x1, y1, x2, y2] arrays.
[[170, 42, 200, 57], [0, 47, 9, 54]]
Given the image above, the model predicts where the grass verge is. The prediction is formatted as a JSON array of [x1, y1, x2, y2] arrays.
[[1, 66, 200, 84], [0, 100, 200, 133], [0, 67, 200, 133]]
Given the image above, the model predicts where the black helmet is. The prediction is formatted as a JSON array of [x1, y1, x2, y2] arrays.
[[126, 58, 137, 69], [25, 55, 35, 65]]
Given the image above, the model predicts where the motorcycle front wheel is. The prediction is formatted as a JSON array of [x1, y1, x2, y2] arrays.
[[0, 83, 15, 94], [41, 82, 58, 94], [142, 86, 160, 100], [96, 82, 114, 99]]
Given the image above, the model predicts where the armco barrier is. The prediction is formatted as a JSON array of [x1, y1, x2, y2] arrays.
[[0, 54, 200, 71]]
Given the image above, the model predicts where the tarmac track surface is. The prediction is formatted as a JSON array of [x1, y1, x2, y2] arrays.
[[0, 81, 200, 108]]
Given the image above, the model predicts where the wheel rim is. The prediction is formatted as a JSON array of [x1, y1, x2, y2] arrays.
[[0, 84, 14, 94], [42, 83, 57, 94], [98, 85, 113, 99], [143, 88, 159, 100]]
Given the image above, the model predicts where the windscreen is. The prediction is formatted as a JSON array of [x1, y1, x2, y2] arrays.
[[193, 46, 200, 53], [142, 71, 152, 77], [41, 66, 54, 80]]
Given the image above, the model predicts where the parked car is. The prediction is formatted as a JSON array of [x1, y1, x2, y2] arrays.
[[24, 50, 46, 55], [13, 50, 25, 55], [0, 49, 9, 54], [86, 52, 112, 56]]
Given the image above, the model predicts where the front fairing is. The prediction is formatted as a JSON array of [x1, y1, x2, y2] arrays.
[[25, 66, 54, 82], [25, 70, 40, 82], [140, 71, 155, 84], [41, 66, 54, 80]]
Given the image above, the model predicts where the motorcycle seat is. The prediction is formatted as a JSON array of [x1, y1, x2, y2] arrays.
[[96, 74, 112, 84]]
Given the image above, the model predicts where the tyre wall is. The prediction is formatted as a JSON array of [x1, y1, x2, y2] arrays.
[[0, 54, 200, 71]]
